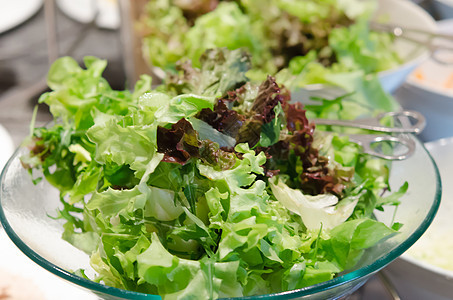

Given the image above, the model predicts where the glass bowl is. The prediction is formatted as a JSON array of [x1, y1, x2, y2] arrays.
[[0, 135, 441, 300]]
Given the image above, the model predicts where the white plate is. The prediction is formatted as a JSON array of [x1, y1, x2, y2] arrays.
[[0, 124, 14, 172], [385, 137, 453, 300], [404, 137, 453, 273], [0, 229, 98, 299], [56, 0, 120, 30], [0, 0, 43, 34]]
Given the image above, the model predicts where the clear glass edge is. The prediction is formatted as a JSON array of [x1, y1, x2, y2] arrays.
[[0, 136, 442, 300]]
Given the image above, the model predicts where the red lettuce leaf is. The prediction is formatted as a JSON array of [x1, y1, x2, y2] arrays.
[[250, 75, 290, 123], [157, 119, 200, 165], [196, 98, 245, 138], [284, 102, 313, 133], [236, 76, 290, 146], [265, 100, 347, 195], [157, 118, 237, 170], [196, 75, 292, 148]]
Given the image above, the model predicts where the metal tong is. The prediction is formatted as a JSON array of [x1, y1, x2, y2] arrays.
[[313, 110, 426, 160], [371, 22, 453, 65]]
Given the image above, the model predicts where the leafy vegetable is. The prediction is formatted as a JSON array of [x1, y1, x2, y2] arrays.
[[139, 0, 401, 82], [270, 177, 359, 231], [139, 0, 403, 131], [165, 48, 251, 97], [22, 50, 405, 299]]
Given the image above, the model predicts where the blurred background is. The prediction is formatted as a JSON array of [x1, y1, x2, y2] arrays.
[[0, 0, 452, 299], [0, 0, 450, 146]]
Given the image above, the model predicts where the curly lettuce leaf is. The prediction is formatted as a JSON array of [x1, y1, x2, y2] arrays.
[[40, 56, 151, 130], [329, 20, 401, 74], [140, 0, 190, 71], [165, 48, 251, 98], [136, 233, 243, 299], [184, 2, 266, 69], [87, 116, 163, 182]]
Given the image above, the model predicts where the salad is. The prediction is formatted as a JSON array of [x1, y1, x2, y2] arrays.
[[21, 49, 405, 299], [138, 0, 401, 83]]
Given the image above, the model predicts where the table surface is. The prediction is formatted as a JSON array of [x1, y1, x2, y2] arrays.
[[0, 2, 446, 300]]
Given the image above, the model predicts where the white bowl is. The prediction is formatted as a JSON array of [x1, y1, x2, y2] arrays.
[[396, 19, 453, 142], [56, 0, 120, 29], [433, 0, 453, 19], [385, 137, 453, 299], [375, 0, 438, 93]]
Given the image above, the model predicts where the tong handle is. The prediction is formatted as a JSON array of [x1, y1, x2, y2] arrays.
[[370, 22, 453, 65], [348, 134, 416, 161], [370, 22, 453, 42], [376, 110, 426, 134], [313, 110, 426, 134]]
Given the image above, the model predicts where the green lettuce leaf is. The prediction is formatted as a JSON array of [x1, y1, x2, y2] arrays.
[[270, 178, 358, 231], [137, 233, 243, 299], [86, 116, 163, 182], [321, 218, 396, 269], [86, 184, 184, 223]]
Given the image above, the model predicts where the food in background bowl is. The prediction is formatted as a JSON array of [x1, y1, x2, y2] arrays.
[[408, 57, 453, 96], [396, 19, 453, 142], [0, 50, 441, 299], [405, 19, 453, 96], [137, 0, 436, 93]]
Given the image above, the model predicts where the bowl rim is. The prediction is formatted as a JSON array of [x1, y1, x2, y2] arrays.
[[0, 135, 442, 299]]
